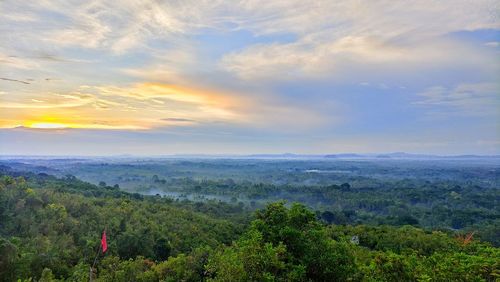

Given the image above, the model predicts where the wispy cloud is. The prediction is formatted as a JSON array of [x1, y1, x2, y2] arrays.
[[161, 118, 196, 122], [0, 82, 248, 129], [0, 77, 30, 84], [0, 53, 40, 70], [484, 41, 499, 47], [0, 1, 498, 154], [3, 1, 497, 53], [219, 0, 500, 82], [414, 83, 500, 116]]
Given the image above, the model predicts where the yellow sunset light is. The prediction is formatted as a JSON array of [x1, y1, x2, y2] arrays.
[[29, 122, 68, 129], [23, 121, 150, 130]]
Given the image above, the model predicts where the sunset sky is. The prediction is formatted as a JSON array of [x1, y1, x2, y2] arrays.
[[1, 1, 499, 155]]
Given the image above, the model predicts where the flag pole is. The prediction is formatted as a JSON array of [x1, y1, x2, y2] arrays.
[[92, 243, 102, 270], [90, 237, 103, 282]]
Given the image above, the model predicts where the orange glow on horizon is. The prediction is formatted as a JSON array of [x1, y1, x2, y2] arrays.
[[22, 121, 148, 130], [1, 82, 248, 131], [29, 122, 68, 129]]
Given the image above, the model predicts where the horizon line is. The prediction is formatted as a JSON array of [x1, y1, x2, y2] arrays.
[[1, 152, 499, 159]]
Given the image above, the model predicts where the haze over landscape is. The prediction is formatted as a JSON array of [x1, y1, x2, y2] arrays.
[[1, 1, 499, 282], [1, 0, 499, 155]]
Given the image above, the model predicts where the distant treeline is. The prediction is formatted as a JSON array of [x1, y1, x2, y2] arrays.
[[0, 167, 499, 281], [138, 172, 500, 246]]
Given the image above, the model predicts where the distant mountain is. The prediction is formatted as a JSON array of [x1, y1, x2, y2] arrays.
[[246, 153, 319, 159], [375, 152, 436, 159], [374, 152, 500, 159], [1, 152, 498, 160], [450, 154, 500, 159], [324, 153, 363, 158], [323, 152, 500, 160]]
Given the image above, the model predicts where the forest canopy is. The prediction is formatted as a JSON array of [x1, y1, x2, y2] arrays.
[[0, 165, 499, 281]]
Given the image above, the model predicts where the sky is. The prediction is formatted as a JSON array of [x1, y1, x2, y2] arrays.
[[0, 0, 499, 155]]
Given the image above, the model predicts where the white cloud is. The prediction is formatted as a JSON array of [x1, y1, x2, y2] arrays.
[[0, 0, 498, 132], [221, 36, 412, 80], [121, 47, 200, 83], [0, 0, 498, 84], [226, 1, 497, 36], [0, 52, 40, 70], [484, 41, 499, 47], [221, 34, 498, 81], [414, 83, 500, 116], [218, 0, 499, 81], [2, 1, 498, 53], [1, 1, 498, 86]]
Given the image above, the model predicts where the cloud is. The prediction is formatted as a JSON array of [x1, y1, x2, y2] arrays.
[[220, 35, 422, 80], [0, 91, 95, 109], [0, 0, 498, 155], [161, 118, 196, 122], [484, 41, 499, 47], [3, 1, 497, 53], [215, 1, 498, 81], [0, 82, 249, 129], [220, 31, 499, 82], [0, 77, 30, 84], [121, 47, 201, 83], [2, 1, 212, 54], [414, 83, 500, 116], [0, 80, 331, 132], [87, 83, 244, 116], [0, 53, 40, 70], [1, 1, 498, 83]]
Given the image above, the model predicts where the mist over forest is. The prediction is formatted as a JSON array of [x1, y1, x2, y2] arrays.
[[1, 156, 499, 281], [1, 0, 499, 280]]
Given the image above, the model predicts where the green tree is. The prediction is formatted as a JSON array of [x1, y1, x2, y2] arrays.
[[207, 202, 356, 281]]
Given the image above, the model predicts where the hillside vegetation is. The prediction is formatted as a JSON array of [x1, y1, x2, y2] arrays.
[[0, 168, 499, 281]]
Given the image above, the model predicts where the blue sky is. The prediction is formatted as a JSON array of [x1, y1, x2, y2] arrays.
[[0, 1, 499, 155]]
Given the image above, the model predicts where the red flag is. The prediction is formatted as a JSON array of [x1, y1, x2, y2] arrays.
[[101, 231, 107, 253]]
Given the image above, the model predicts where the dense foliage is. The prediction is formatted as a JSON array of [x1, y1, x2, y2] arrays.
[[0, 164, 499, 281], [137, 176, 499, 244], [3, 158, 498, 246], [0, 169, 245, 281]]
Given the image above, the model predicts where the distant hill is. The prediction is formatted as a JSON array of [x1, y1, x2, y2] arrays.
[[1, 152, 498, 160], [324, 152, 500, 160], [324, 153, 364, 158]]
